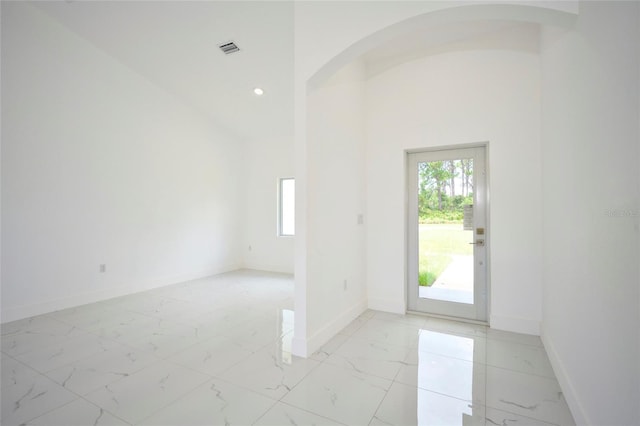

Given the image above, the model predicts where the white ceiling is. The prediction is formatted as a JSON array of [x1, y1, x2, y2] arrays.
[[362, 20, 540, 78], [34, 1, 295, 142], [33, 2, 540, 142]]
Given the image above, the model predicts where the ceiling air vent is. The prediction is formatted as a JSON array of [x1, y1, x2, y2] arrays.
[[219, 41, 240, 55]]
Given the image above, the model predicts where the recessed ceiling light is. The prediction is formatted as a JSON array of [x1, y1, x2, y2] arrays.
[[253, 87, 264, 96]]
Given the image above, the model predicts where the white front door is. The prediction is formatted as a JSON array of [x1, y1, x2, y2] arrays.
[[407, 146, 488, 322]]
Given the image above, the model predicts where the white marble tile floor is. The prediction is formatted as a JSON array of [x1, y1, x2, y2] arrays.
[[1, 270, 575, 425]]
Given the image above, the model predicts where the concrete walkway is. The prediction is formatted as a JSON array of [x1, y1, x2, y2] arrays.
[[432, 255, 473, 290], [419, 255, 473, 304]]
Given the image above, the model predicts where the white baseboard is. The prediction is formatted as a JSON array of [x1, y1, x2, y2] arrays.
[[241, 262, 294, 275], [490, 313, 541, 335], [367, 297, 405, 314], [1, 264, 239, 324], [541, 333, 589, 425], [293, 299, 367, 358]]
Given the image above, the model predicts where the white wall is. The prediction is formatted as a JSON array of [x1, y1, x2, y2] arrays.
[[366, 48, 543, 333], [1, 3, 243, 322], [243, 135, 295, 274], [293, 0, 578, 356], [301, 62, 368, 355], [540, 2, 640, 424]]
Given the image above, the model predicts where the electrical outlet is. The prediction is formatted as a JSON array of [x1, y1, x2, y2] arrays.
[[343, 279, 347, 291], [99, 264, 106, 273]]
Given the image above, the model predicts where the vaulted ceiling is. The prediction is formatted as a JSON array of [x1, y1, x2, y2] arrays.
[[34, 1, 539, 142], [34, 1, 294, 142]]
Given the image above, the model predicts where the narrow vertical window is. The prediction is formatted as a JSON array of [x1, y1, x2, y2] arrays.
[[279, 178, 295, 236]]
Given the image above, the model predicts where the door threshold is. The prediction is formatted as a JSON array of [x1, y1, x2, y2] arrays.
[[406, 310, 488, 327]]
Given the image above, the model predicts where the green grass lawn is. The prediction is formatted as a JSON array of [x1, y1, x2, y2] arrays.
[[419, 223, 472, 286]]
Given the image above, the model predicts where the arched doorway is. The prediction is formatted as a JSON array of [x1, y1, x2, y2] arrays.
[[294, 2, 577, 357]]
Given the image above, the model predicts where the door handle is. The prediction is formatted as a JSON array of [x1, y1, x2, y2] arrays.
[[469, 239, 485, 247]]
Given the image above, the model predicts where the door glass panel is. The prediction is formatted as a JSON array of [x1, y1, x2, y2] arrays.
[[417, 158, 474, 304]]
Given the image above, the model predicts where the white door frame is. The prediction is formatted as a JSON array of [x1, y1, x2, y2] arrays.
[[406, 143, 490, 323]]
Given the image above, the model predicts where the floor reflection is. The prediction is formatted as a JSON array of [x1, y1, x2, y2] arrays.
[[416, 330, 481, 425], [278, 309, 294, 364], [417, 387, 479, 426]]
